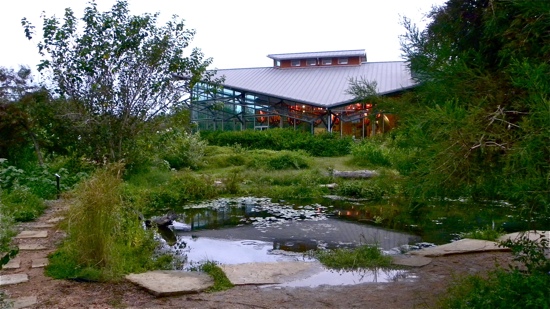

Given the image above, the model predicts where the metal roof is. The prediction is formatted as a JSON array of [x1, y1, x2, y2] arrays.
[[213, 61, 416, 108], [267, 49, 366, 61]]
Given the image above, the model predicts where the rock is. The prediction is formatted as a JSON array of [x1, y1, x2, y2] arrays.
[[18, 244, 47, 251], [220, 261, 322, 285], [498, 230, 549, 244], [391, 255, 432, 267], [5, 296, 37, 309], [31, 258, 49, 268], [410, 239, 510, 257], [2, 258, 21, 269], [0, 273, 29, 286], [15, 230, 48, 239], [332, 170, 378, 179], [169, 220, 192, 232], [126, 270, 213, 297]]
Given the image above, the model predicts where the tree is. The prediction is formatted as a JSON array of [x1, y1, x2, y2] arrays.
[[0, 66, 45, 165], [397, 0, 550, 213], [22, 0, 220, 161]]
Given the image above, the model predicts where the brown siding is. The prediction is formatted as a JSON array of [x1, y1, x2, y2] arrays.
[[276, 56, 362, 68]]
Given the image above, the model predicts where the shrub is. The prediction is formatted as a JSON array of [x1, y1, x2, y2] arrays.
[[200, 129, 352, 157], [0, 192, 16, 257], [1, 187, 44, 222], [351, 140, 392, 167], [157, 129, 206, 170], [246, 150, 310, 170], [336, 180, 385, 200]]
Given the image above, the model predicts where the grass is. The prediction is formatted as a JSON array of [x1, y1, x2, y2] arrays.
[[460, 225, 505, 241], [438, 269, 550, 308], [312, 244, 393, 271], [191, 261, 233, 292], [46, 164, 164, 282]]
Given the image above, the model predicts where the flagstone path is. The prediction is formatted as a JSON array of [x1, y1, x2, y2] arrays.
[[0, 200, 67, 308]]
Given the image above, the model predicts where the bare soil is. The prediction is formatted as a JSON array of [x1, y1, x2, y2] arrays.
[[1, 199, 516, 309]]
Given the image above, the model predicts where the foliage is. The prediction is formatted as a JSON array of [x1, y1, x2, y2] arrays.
[[439, 269, 550, 309], [22, 0, 220, 162], [351, 139, 392, 168], [335, 180, 385, 201], [0, 159, 89, 200], [311, 244, 392, 271], [1, 187, 44, 222], [500, 233, 550, 274], [460, 225, 504, 241], [126, 170, 219, 215], [396, 0, 550, 211], [189, 261, 233, 292], [155, 128, 207, 170], [245, 149, 310, 170], [200, 128, 352, 157], [0, 192, 17, 259], [46, 164, 159, 281]]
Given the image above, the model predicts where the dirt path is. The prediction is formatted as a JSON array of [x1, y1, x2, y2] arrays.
[[1, 200, 515, 309]]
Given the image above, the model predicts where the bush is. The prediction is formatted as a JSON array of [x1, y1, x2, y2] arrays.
[[336, 180, 385, 200], [351, 140, 392, 167], [200, 129, 352, 157], [460, 225, 504, 241], [156, 129, 206, 170], [1, 187, 44, 222], [0, 192, 16, 255], [246, 150, 310, 170]]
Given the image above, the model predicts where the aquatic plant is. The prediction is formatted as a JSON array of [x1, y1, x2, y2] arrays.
[[311, 244, 392, 271]]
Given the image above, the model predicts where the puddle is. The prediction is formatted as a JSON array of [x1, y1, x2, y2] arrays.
[[157, 235, 414, 288], [266, 267, 414, 288]]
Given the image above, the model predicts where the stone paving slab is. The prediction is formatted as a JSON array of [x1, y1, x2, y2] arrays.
[[2, 258, 21, 270], [410, 239, 511, 257], [126, 270, 213, 297], [15, 230, 48, 239], [391, 255, 432, 267], [46, 217, 64, 223], [5, 296, 38, 309], [29, 223, 55, 229], [31, 258, 49, 268], [220, 261, 322, 285], [19, 244, 47, 251], [498, 230, 549, 243], [0, 273, 29, 286]]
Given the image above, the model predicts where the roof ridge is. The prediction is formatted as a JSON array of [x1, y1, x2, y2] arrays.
[[267, 49, 365, 57]]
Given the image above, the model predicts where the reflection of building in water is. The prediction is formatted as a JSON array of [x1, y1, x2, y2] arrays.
[[184, 202, 261, 230], [273, 239, 318, 252]]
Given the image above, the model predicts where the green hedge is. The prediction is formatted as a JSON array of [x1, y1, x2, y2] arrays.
[[199, 129, 352, 157]]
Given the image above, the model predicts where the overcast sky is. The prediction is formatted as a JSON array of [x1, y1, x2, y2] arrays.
[[1, 0, 446, 72]]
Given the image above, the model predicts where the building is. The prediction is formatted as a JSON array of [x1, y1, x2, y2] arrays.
[[190, 49, 416, 138]]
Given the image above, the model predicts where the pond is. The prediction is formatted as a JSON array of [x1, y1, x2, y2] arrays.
[[153, 196, 549, 286]]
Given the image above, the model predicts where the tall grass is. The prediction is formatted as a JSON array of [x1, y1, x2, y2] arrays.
[[46, 164, 164, 281]]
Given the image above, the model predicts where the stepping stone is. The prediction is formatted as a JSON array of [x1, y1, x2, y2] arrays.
[[0, 273, 28, 286], [6, 296, 38, 309], [498, 230, 549, 243], [126, 270, 214, 297], [31, 258, 49, 268], [391, 255, 432, 267], [410, 239, 511, 257], [15, 231, 48, 239], [220, 261, 322, 285], [2, 258, 21, 270], [29, 224, 55, 229], [46, 217, 64, 223], [19, 244, 47, 251]]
